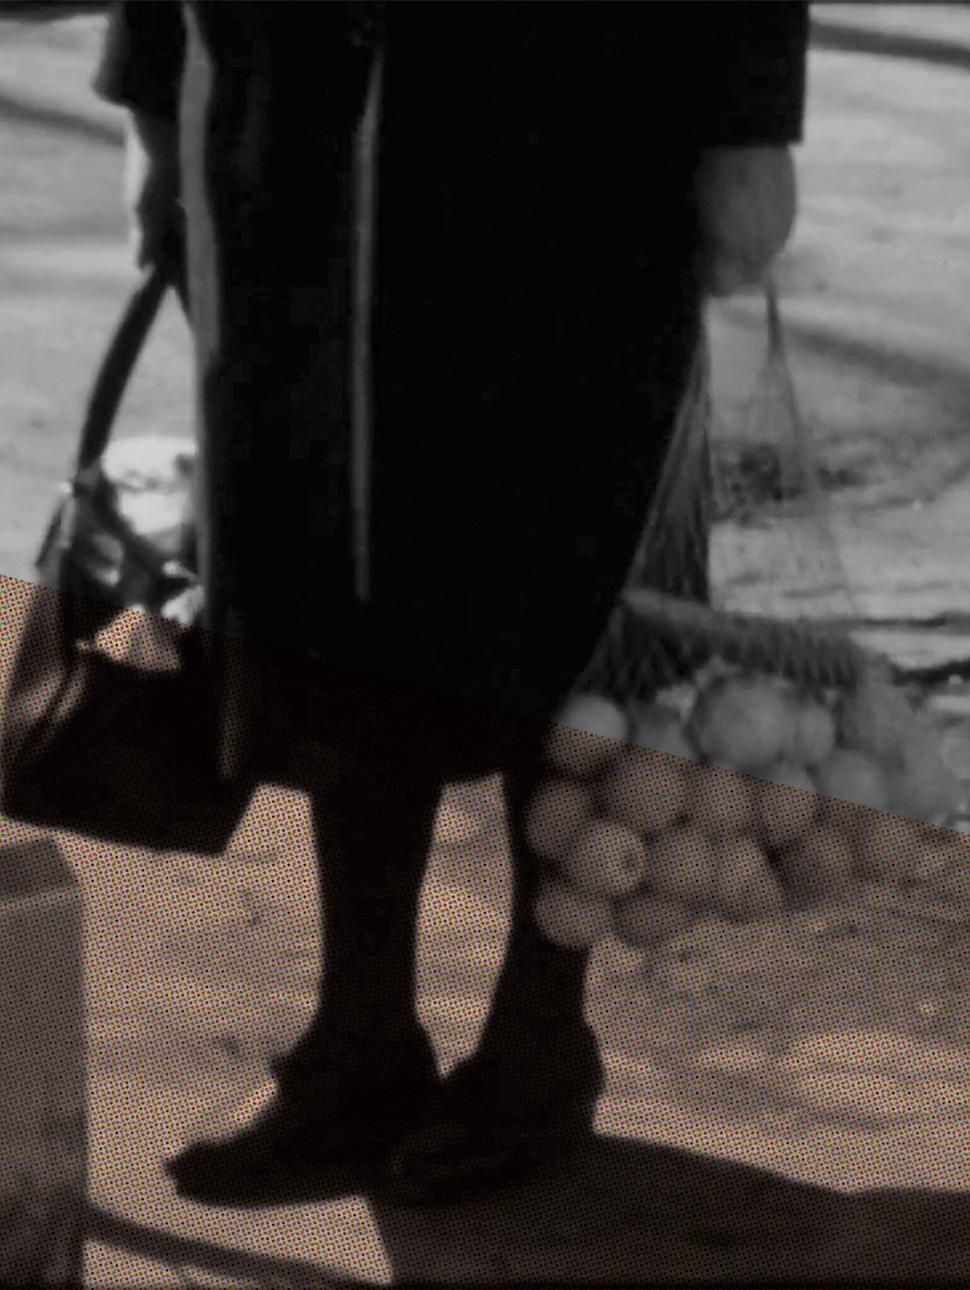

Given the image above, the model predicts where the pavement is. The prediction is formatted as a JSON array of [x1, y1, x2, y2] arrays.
[[5, 759, 969, 1286], [36, 798, 964, 1287]]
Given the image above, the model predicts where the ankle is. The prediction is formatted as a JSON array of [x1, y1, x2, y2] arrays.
[[278, 1018, 433, 1080], [486, 942, 590, 1035], [475, 1011, 599, 1067]]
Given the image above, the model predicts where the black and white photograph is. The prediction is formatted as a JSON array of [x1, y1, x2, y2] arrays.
[[0, 2, 968, 1285]]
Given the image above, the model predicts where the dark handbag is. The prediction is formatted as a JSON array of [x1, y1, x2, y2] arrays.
[[0, 266, 253, 855]]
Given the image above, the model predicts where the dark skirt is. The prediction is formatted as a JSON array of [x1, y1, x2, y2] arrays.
[[180, 4, 707, 780]]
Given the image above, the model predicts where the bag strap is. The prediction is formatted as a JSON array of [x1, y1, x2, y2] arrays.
[[74, 255, 183, 477]]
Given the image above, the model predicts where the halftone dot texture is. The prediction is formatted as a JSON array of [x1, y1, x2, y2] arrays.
[[0, 834, 85, 1287], [0, 576, 252, 857], [528, 284, 970, 961], [2, 266, 969, 1232], [688, 762, 756, 835], [4, 575, 968, 1236], [532, 703, 970, 950]]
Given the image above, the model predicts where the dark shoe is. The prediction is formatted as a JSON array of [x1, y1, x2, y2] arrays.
[[166, 1030, 440, 1205], [381, 1022, 604, 1207]]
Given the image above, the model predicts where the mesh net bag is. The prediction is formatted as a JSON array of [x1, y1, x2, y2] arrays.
[[527, 281, 970, 963]]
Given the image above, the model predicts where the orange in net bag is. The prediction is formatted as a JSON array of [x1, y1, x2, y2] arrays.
[[527, 282, 970, 955]]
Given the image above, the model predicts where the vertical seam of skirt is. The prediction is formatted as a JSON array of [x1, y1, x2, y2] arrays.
[[350, 46, 383, 607]]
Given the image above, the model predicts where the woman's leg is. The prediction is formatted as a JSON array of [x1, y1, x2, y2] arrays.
[[480, 735, 597, 1059], [382, 726, 603, 1206], [277, 740, 444, 1089], [167, 733, 446, 1199]]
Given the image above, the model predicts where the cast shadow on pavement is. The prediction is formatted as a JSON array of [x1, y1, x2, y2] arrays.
[[89, 1134, 970, 1287], [372, 1134, 970, 1285]]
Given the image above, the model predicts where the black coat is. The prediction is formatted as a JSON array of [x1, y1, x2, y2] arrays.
[[95, 2, 809, 781]]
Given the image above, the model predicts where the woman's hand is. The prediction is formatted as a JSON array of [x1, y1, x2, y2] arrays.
[[124, 109, 181, 270], [694, 144, 797, 297]]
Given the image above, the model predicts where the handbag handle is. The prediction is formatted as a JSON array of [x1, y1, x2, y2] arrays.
[[74, 245, 187, 477]]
